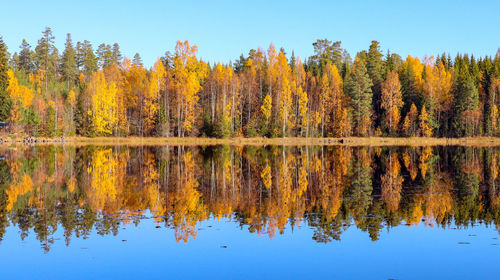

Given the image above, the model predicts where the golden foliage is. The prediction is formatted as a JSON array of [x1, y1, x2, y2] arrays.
[[297, 86, 308, 135], [261, 163, 272, 189], [144, 59, 166, 134], [403, 103, 418, 136], [418, 147, 433, 178], [89, 72, 118, 135], [419, 106, 433, 137], [381, 71, 403, 133], [172, 40, 208, 135], [6, 175, 34, 211], [381, 153, 404, 212], [7, 69, 34, 108], [261, 94, 272, 121], [87, 149, 118, 211]]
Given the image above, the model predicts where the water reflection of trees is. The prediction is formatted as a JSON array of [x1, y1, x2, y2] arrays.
[[0, 145, 499, 251]]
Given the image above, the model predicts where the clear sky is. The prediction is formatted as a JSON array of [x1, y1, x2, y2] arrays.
[[1, 0, 499, 67]]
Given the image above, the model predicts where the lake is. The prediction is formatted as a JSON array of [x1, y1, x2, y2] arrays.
[[0, 145, 498, 279]]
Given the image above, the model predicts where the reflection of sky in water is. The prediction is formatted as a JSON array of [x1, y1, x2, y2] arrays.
[[1, 215, 498, 279]]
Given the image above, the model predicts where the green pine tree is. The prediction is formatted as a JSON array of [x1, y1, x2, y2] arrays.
[[453, 64, 479, 136], [345, 58, 373, 136], [112, 43, 122, 65], [133, 53, 143, 67], [0, 37, 11, 121], [76, 40, 97, 74], [60, 33, 77, 89], [97, 43, 114, 69], [35, 27, 58, 94], [366, 40, 384, 85], [18, 39, 34, 73]]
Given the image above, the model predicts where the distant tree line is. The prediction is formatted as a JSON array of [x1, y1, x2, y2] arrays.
[[1, 28, 500, 138]]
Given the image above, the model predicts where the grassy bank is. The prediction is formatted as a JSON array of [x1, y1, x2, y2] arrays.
[[3, 136, 500, 147]]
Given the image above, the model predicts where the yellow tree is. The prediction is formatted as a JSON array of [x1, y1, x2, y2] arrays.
[[7, 70, 34, 108], [403, 56, 424, 91], [292, 57, 307, 135], [422, 58, 453, 136], [319, 72, 330, 136], [279, 76, 292, 136], [146, 59, 166, 135], [319, 63, 344, 136], [381, 71, 403, 134], [103, 63, 127, 135], [297, 86, 308, 136], [267, 43, 278, 103], [172, 41, 207, 136], [326, 63, 345, 137], [434, 61, 453, 120], [419, 106, 433, 136], [403, 103, 418, 136], [89, 71, 118, 135], [261, 94, 272, 123], [7, 69, 34, 132], [275, 51, 291, 133], [121, 59, 149, 135]]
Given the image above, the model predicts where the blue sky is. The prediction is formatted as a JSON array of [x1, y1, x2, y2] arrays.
[[1, 0, 499, 67]]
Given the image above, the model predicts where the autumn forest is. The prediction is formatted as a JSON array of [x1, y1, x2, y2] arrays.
[[1, 28, 500, 139]]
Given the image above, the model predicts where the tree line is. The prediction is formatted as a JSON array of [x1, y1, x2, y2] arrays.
[[1, 28, 500, 138]]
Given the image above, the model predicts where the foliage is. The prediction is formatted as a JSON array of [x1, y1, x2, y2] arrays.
[[345, 58, 373, 136], [1, 31, 500, 138]]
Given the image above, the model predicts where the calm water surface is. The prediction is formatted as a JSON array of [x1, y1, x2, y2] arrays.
[[0, 145, 498, 279]]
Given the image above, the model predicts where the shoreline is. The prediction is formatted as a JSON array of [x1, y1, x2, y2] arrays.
[[2, 136, 500, 146]]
